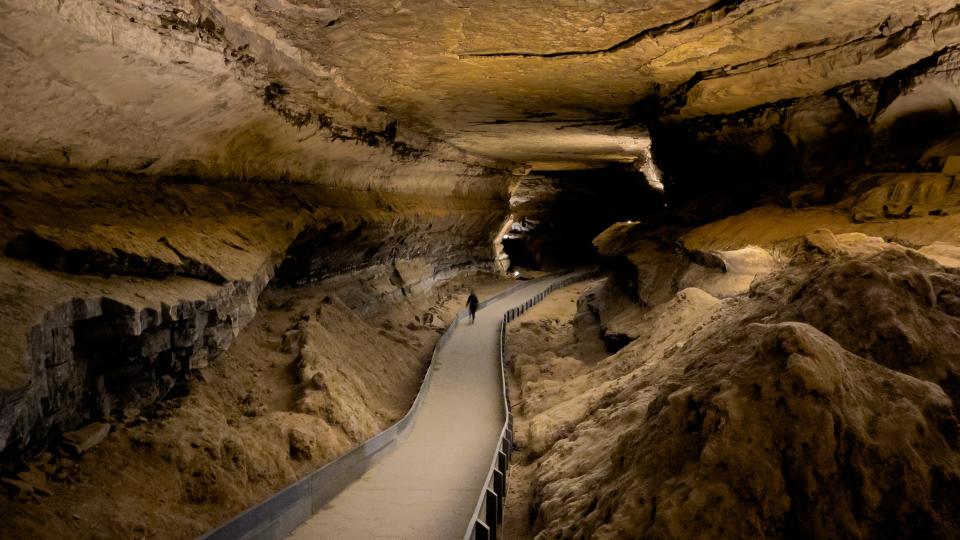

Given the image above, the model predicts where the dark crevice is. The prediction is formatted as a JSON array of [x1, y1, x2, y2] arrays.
[[1, 229, 228, 284], [156, 237, 228, 284], [873, 44, 960, 120], [262, 82, 426, 160]]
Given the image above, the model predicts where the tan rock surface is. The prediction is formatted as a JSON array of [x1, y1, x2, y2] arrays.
[[0, 161, 507, 456], [0, 268, 512, 539], [508, 247, 960, 539], [4, 0, 960, 538], [3, 0, 960, 173]]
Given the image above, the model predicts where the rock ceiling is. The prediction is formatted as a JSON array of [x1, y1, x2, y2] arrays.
[[2, 0, 959, 173]]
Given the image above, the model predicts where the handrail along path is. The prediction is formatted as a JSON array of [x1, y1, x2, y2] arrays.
[[201, 272, 593, 540], [464, 270, 594, 540]]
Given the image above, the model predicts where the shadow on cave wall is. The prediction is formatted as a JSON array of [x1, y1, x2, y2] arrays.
[[648, 80, 960, 224]]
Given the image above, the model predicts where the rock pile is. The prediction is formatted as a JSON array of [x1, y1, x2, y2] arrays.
[[512, 238, 960, 539]]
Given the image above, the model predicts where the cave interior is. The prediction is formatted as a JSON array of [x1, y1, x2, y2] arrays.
[[3, 0, 960, 538]]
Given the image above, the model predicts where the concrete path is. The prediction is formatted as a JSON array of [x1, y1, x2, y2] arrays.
[[288, 275, 570, 540]]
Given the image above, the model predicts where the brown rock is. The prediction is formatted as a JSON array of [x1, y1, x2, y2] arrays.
[[16, 465, 51, 496], [804, 229, 841, 255], [288, 429, 313, 461], [1, 477, 34, 496], [62, 422, 111, 455]]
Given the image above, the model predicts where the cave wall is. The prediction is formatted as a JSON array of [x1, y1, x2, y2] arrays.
[[650, 47, 960, 223], [5, 0, 960, 483], [0, 159, 510, 459], [0, 0, 526, 462], [0, 0, 509, 189], [0, 259, 273, 459]]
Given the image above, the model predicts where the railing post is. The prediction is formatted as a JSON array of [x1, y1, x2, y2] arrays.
[[498, 448, 508, 488], [485, 489, 499, 540], [475, 519, 491, 540], [493, 469, 506, 522]]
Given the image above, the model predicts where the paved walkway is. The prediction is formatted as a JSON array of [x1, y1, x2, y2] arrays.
[[288, 275, 570, 540]]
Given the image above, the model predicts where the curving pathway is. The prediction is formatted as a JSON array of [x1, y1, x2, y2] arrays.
[[287, 275, 571, 540]]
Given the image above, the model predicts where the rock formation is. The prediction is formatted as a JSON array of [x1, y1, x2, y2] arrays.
[[2, 0, 960, 537], [508, 241, 960, 539]]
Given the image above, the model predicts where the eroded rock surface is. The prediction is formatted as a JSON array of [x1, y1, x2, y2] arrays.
[[508, 242, 960, 539], [4, 0, 960, 538], [4, 0, 960, 179], [0, 269, 510, 538], [0, 161, 508, 459]]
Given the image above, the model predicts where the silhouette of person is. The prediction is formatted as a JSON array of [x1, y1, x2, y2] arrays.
[[466, 291, 479, 324]]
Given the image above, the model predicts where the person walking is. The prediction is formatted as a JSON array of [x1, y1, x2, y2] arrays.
[[466, 290, 479, 324]]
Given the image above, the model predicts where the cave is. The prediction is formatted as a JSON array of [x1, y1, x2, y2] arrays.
[[504, 163, 664, 271], [2, 1, 960, 539]]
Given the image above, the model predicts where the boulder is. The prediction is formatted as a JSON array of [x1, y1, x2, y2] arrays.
[[62, 422, 110, 455], [804, 229, 841, 255]]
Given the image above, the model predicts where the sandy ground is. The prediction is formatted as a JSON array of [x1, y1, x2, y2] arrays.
[[504, 235, 960, 538], [503, 279, 607, 539], [289, 274, 571, 540], [0, 271, 513, 539]]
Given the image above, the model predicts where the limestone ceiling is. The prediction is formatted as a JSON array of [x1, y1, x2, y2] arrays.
[[446, 122, 654, 168], [2, 0, 959, 172]]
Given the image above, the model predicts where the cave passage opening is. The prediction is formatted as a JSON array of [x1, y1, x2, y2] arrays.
[[502, 160, 665, 272]]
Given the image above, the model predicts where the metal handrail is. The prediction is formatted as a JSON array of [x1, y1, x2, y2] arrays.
[[199, 276, 556, 540], [463, 271, 595, 540]]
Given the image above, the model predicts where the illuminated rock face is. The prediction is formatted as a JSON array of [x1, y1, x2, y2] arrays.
[[517, 245, 960, 540], [1, 0, 960, 512], [0, 163, 507, 457], [4, 0, 959, 178]]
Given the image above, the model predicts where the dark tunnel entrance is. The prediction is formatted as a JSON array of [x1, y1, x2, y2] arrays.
[[504, 162, 664, 271], [502, 235, 541, 270]]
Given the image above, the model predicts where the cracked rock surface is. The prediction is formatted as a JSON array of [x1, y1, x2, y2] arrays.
[[4, 0, 960, 173], [507, 242, 960, 539], [3, 0, 960, 538]]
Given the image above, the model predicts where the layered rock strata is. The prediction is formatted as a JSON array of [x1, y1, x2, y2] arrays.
[[0, 161, 510, 459]]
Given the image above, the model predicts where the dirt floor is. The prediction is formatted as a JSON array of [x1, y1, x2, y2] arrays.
[[505, 233, 960, 539], [0, 270, 512, 539], [503, 278, 608, 539]]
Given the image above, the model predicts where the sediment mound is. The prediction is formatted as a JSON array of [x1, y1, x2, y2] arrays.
[[520, 245, 960, 539], [534, 322, 960, 539], [755, 248, 960, 409]]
